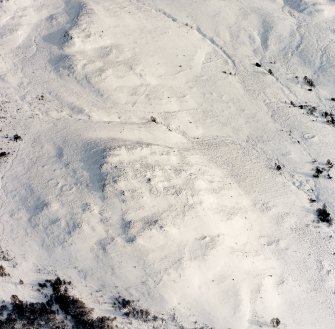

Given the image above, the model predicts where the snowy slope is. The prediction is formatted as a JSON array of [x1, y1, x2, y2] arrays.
[[1, 0, 335, 328]]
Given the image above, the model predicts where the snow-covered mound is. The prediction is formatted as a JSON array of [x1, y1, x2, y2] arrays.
[[1, 0, 335, 328]]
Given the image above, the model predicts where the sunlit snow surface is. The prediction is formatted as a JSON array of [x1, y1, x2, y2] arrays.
[[1, 0, 335, 328]]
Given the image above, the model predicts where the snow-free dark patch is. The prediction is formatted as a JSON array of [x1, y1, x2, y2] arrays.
[[0, 277, 213, 329], [0, 247, 12, 261], [326, 160, 333, 168], [0, 265, 9, 277], [150, 116, 157, 124], [0, 278, 116, 329], [316, 205, 332, 225], [324, 112, 335, 126], [270, 317, 281, 327], [13, 134, 22, 142], [113, 296, 151, 321], [313, 166, 324, 178], [303, 76, 315, 88]]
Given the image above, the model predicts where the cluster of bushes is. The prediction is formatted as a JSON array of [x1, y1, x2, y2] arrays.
[[290, 100, 335, 127], [0, 278, 116, 329], [313, 160, 333, 179], [0, 265, 9, 277], [316, 204, 332, 225], [0, 248, 12, 261], [290, 101, 317, 115], [323, 111, 335, 125], [0, 277, 213, 329], [303, 76, 315, 88], [254, 62, 274, 76], [113, 296, 152, 322]]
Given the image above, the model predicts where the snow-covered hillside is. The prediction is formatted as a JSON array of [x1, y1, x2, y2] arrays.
[[1, 0, 335, 328]]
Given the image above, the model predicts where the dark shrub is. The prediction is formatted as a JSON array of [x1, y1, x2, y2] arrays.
[[303, 76, 315, 88], [150, 116, 157, 123], [316, 204, 332, 225], [1, 278, 117, 329], [0, 265, 9, 277], [13, 134, 22, 142], [270, 317, 281, 327], [313, 166, 324, 178], [38, 282, 48, 289]]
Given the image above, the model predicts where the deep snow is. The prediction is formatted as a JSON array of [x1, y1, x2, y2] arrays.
[[1, 0, 335, 328]]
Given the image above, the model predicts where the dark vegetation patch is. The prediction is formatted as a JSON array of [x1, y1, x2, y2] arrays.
[[64, 31, 73, 42], [254, 62, 274, 75], [0, 277, 213, 329], [316, 204, 332, 225], [303, 76, 315, 88], [113, 296, 151, 322], [289, 101, 335, 126], [0, 265, 10, 277], [38, 282, 48, 289], [270, 317, 281, 328], [222, 70, 234, 76], [313, 166, 324, 178], [150, 116, 157, 124], [111, 296, 213, 329], [312, 160, 333, 179], [0, 151, 8, 158], [0, 247, 13, 262], [275, 163, 282, 171], [3, 133, 22, 142], [322, 111, 335, 125], [13, 134, 22, 142], [0, 278, 116, 329], [290, 101, 317, 114], [50, 277, 116, 329]]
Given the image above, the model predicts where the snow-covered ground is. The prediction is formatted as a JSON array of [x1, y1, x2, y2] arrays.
[[1, 0, 335, 328]]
